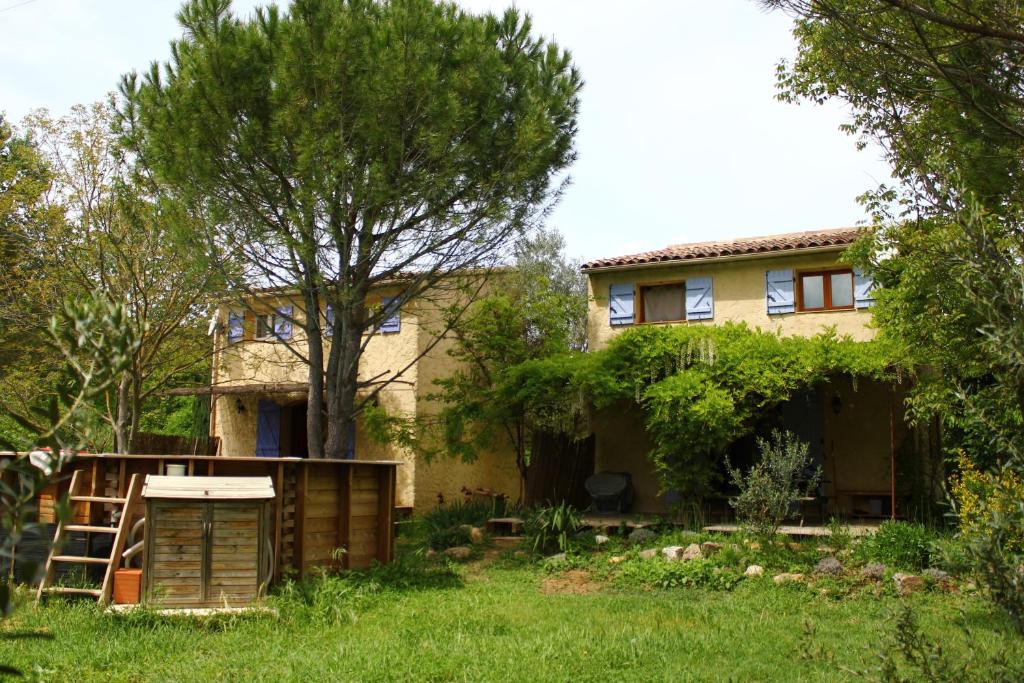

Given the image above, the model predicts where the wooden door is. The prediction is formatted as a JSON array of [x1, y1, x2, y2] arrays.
[[145, 502, 205, 606], [207, 502, 261, 604]]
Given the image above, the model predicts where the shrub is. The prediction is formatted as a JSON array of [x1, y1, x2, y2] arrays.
[[524, 502, 581, 554], [417, 498, 498, 549], [950, 452, 1024, 552], [856, 521, 934, 571], [726, 430, 820, 538], [943, 461, 1024, 633], [615, 557, 742, 591]]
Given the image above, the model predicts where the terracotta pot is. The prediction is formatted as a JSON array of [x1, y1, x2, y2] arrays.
[[113, 568, 142, 604]]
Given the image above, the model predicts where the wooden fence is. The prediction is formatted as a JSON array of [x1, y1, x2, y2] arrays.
[[32, 454, 399, 579]]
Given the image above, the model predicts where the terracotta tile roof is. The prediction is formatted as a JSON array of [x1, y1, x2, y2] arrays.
[[582, 227, 866, 271]]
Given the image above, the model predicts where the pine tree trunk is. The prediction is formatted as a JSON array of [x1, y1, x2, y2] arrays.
[[324, 304, 362, 460], [304, 290, 326, 459]]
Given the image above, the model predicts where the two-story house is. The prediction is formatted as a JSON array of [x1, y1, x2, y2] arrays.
[[581, 227, 932, 518], [207, 278, 520, 512]]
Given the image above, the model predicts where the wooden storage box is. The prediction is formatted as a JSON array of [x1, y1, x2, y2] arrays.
[[142, 476, 274, 608]]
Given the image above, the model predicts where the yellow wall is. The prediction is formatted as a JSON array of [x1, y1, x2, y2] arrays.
[[583, 247, 910, 516], [585, 250, 875, 350], [211, 281, 521, 512]]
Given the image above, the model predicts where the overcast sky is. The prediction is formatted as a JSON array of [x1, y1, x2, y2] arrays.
[[0, 0, 892, 263]]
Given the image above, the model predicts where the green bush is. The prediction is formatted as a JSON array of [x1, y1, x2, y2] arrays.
[[727, 430, 820, 538], [856, 521, 935, 571], [416, 498, 501, 549], [524, 502, 581, 554]]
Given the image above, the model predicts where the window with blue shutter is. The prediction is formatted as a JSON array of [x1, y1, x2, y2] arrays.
[[324, 305, 334, 337], [685, 277, 713, 321], [854, 269, 876, 309], [609, 283, 635, 326], [227, 310, 244, 344], [766, 269, 796, 314], [274, 306, 293, 340], [380, 297, 400, 334]]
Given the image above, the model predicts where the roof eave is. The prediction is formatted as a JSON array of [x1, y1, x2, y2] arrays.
[[581, 243, 851, 274]]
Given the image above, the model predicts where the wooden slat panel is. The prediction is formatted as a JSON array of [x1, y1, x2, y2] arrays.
[[351, 513, 378, 530], [305, 517, 339, 533], [307, 473, 340, 492]]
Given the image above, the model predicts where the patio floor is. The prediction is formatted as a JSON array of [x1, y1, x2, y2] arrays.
[[703, 523, 879, 537]]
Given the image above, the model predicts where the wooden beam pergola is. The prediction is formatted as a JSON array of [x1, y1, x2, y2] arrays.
[[158, 383, 310, 397]]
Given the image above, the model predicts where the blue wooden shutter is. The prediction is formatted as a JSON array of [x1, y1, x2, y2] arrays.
[[324, 305, 334, 337], [685, 277, 713, 321], [380, 297, 400, 333], [854, 269, 876, 309], [227, 310, 244, 343], [255, 400, 281, 457], [345, 419, 356, 460], [274, 306, 293, 340], [766, 269, 795, 314], [608, 283, 634, 326]]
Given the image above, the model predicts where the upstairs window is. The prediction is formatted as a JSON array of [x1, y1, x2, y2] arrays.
[[226, 310, 244, 344], [798, 269, 854, 311], [256, 307, 293, 340], [639, 283, 686, 323]]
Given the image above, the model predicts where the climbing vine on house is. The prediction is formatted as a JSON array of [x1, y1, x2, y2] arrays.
[[501, 323, 900, 499]]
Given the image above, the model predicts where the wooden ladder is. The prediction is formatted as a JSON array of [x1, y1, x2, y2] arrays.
[[36, 470, 144, 605]]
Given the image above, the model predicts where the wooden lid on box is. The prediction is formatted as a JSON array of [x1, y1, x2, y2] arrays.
[[142, 475, 275, 500]]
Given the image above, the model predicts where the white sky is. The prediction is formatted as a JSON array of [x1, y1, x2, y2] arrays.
[[0, 0, 892, 263]]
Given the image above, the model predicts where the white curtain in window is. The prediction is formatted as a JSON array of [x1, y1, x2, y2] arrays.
[[643, 284, 685, 322]]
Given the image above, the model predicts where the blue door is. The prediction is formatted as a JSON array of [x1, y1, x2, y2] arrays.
[[256, 400, 281, 457]]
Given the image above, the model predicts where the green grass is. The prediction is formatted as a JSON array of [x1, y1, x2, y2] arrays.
[[0, 542, 1019, 682]]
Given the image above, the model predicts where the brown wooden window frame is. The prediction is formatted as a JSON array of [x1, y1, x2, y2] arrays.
[[797, 268, 855, 312], [637, 281, 687, 324]]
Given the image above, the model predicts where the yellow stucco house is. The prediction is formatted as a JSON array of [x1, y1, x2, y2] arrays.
[[207, 278, 520, 513], [580, 227, 935, 519]]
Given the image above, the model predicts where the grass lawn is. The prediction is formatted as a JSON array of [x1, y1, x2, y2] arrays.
[[0, 543, 1018, 682]]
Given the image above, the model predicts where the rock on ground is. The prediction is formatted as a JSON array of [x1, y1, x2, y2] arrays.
[[814, 557, 844, 576], [744, 564, 764, 577], [608, 555, 626, 564], [680, 543, 703, 562], [443, 546, 472, 560], [861, 563, 886, 581], [639, 548, 659, 561], [699, 542, 723, 556], [893, 572, 924, 594], [662, 546, 684, 560], [773, 572, 805, 584]]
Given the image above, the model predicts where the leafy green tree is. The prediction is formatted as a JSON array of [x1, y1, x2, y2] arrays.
[[117, 0, 581, 460], [761, 0, 1024, 627], [19, 103, 216, 453], [413, 229, 586, 498], [1, 291, 138, 675], [762, 1, 1024, 454], [0, 114, 63, 446]]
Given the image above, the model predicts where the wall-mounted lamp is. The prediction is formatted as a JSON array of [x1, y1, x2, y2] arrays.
[[831, 394, 843, 415], [235, 398, 246, 414]]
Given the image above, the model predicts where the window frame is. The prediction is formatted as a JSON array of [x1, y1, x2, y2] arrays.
[[255, 310, 290, 341], [637, 280, 687, 324], [797, 268, 855, 312]]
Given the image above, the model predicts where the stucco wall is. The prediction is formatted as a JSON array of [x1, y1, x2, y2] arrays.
[[211, 278, 521, 513], [409, 292, 522, 511], [586, 250, 875, 351]]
